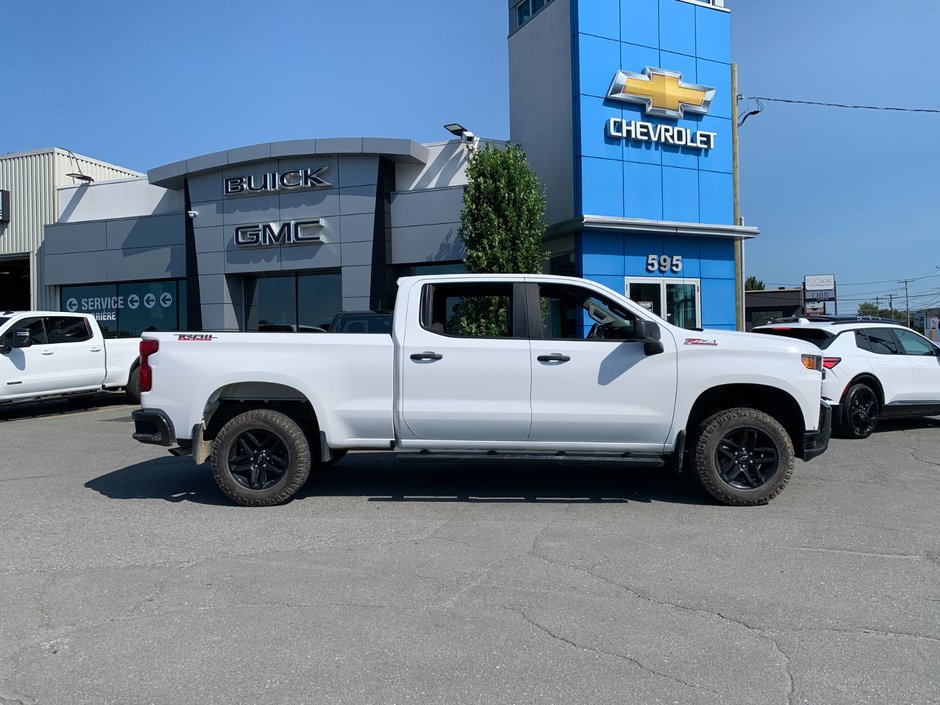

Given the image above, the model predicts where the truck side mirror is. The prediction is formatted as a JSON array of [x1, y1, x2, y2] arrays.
[[634, 319, 664, 355], [0, 330, 29, 354]]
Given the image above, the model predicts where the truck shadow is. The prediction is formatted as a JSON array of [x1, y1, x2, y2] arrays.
[[86, 452, 710, 506], [873, 416, 940, 433], [0, 393, 132, 423]]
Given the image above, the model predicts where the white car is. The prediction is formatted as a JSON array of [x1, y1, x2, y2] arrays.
[[754, 317, 940, 438]]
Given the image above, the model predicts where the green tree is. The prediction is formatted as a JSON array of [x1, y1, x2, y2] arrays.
[[455, 142, 547, 336], [744, 275, 765, 291], [459, 142, 546, 274], [857, 302, 905, 321]]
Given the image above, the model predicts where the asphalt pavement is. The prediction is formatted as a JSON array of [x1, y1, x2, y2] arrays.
[[0, 396, 937, 705]]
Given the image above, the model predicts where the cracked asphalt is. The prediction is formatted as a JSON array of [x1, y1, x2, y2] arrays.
[[0, 396, 937, 705]]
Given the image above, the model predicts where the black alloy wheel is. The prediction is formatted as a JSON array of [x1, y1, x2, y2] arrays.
[[715, 427, 780, 490], [844, 384, 878, 439], [227, 429, 290, 490], [692, 407, 794, 505], [210, 409, 312, 506]]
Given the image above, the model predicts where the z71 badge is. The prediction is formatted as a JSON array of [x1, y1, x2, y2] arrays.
[[684, 338, 718, 346], [176, 334, 216, 342]]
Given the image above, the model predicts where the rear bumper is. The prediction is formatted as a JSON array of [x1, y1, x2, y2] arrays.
[[132, 408, 176, 446], [802, 403, 832, 461]]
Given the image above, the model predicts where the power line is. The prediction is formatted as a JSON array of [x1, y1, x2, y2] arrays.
[[744, 96, 940, 114]]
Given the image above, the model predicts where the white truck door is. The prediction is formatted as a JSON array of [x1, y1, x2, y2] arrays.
[[528, 282, 678, 447], [893, 329, 940, 401], [398, 281, 532, 442], [0, 317, 58, 396], [44, 315, 105, 391], [859, 328, 912, 403]]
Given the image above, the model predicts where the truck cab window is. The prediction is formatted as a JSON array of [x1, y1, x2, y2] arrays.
[[5, 317, 47, 345], [424, 283, 515, 338], [538, 284, 635, 340]]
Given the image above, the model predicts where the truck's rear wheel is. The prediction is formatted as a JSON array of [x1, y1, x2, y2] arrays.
[[211, 409, 311, 506], [126, 367, 141, 404], [692, 408, 794, 506]]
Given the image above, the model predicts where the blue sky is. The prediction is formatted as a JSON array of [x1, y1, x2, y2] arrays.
[[3, 0, 938, 311]]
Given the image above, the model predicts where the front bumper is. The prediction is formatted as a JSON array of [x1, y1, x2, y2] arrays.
[[132, 409, 176, 446], [802, 402, 832, 461]]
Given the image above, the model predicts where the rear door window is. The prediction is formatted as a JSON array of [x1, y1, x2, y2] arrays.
[[862, 328, 900, 355], [46, 316, 93, 344], [422, 283, 518, 338]]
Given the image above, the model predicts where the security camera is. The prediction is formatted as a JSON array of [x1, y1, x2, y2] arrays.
[[461, 130, 475, 143], [187, 210, 199, 218]]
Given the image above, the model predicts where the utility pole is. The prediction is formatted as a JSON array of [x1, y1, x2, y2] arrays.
[[888, 294, 894, 311], [900, 279, 911, 327], [875, 297, 880, 310]]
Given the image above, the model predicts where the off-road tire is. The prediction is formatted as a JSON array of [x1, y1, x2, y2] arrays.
[[126, 367, 141, 404], [693, 408, 794, 506], [211, 409, 312, 506], [837, 383, 879, 439]]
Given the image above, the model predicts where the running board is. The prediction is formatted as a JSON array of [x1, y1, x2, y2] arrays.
[[397, 450, 665, 467]]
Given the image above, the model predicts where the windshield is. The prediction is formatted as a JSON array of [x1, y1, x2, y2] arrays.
[[755, 327, 836, 350], [0, 317, 8, 328]]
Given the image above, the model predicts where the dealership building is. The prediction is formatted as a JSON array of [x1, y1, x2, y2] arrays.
[[0, 0, 753, 335]]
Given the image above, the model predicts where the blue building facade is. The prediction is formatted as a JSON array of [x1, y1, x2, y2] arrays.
[[509, 0, 757, 330]]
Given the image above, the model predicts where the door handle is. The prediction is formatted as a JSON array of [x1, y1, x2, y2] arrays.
[[41, 351, 54, 356], [410, 351, 443, 361], [90, 347, 102, 352], [537, 353, 571, 363]]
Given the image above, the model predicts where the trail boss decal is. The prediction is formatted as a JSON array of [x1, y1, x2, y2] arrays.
[[684, 338, 718, 346], [176, 334, 216, 342]]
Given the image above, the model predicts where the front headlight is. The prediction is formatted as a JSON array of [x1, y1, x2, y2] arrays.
[[801, 354, 823, 371]]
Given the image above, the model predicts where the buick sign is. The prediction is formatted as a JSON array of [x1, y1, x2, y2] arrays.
[[224, 166, 331, 196], [234, 220, 324, 247]]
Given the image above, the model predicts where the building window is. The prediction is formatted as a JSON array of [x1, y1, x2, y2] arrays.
[[246, 271, 342, 332], [59, 280, 186, 338], [513, 0, 553, 32], [625, 277, 702, 329]]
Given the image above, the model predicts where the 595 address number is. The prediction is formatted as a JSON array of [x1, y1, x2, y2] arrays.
[[647, 254, 683, 273]]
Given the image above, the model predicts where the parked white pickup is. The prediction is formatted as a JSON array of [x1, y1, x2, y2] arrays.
[[0, 312, 141, 404], [133, 274, 831, 506]]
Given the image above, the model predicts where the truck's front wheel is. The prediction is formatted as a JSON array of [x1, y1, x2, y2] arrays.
[[692, 408, 794, 506], [211, 409, 312, 506]]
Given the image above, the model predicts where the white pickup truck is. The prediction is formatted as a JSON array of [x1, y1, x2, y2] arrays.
[[132, 274, 831, 506], [0, 312, 141, 404]]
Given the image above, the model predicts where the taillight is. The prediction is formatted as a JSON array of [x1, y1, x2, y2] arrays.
[[139, 340, 159, 393], [822, 357, 841, 369]]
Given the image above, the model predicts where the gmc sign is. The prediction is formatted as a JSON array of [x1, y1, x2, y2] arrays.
[[234, 220, 324, 247]]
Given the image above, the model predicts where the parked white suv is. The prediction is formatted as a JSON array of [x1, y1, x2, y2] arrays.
[[754, 317, 940, 438]]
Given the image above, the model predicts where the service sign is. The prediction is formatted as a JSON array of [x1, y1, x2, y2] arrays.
[[65, 291, 175, 321], [0, 190, 9, 223]]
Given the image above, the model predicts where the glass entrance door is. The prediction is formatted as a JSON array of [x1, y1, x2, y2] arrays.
[[625, 277, 701, 329]]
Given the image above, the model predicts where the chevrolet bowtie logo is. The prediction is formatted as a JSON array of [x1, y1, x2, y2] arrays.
[[607, 67, 715, 119]]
